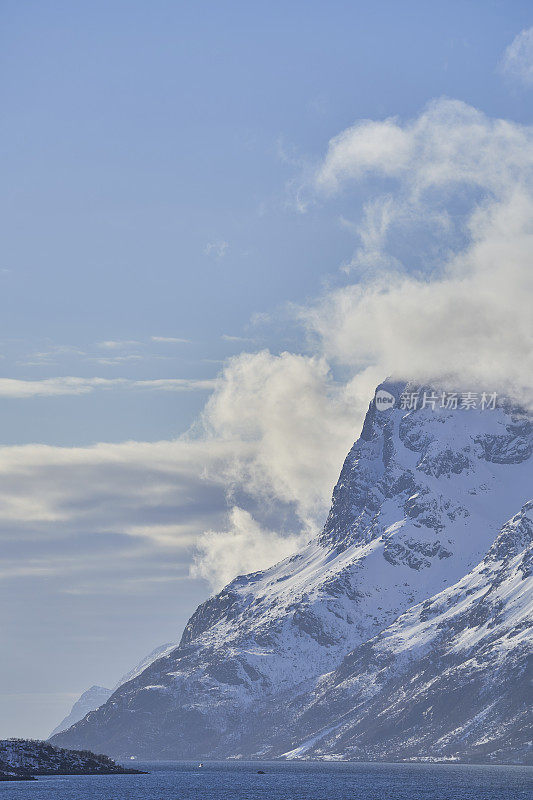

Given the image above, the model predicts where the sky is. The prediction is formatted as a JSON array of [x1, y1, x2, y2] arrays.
[[1, 0, 532, 738]]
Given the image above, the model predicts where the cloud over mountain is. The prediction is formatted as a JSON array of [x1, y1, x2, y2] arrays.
[[299, 99, 533, 408], [2, 99, 532, 597]]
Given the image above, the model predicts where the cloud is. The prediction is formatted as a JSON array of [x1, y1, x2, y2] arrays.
[[3, 98, 532, 597], [221, 334, 255, 343], [0, 436, 239, 540], [500, 27, 533, 86], [192, 99, 533, 584], [151, 336, 192, 344], [18, 345, 87, 366], [315, 98, 530, 195], [19, 337, 192, 368], [191, 507, 306, 591], [183, 352, 384, 588], [0, 377, 115, 398], [133, 378, 217, 392], [0, 436, 238, 620], [0, 377, 217, 398], [97, 340, 140, 349], [299, 98, 533, 408], [0, 352, 362, 592], [204, 240, 229, 259], [90, 355, 144, 366], [200, 350, 362, 530]]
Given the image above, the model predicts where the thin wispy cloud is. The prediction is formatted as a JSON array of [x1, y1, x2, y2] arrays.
[[97, 340, 141, 349], [221, 334, 254, 343], [134, 378, 217, 392], [0, 377, 217, 398], [15, 337, 194, 369], [151, 336, 192, 344], [90, 355, 144, 366], [19, 345, 86, 366], [204, 240, 229, 259], [500, 27, 533, 86]]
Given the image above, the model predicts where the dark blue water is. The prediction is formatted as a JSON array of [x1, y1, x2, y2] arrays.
[[0, 760, 531, 800]]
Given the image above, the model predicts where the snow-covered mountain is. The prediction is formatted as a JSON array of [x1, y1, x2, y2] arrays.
[[50, 686, 112, 737], [50, 643, 176, 736], [278, 501, 532, 764], [50, 381, 532, 763]]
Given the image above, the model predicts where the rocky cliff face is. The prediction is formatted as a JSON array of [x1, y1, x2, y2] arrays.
[[50, 382, 532, 763]]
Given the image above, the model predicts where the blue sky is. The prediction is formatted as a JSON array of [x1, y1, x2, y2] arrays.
[[1, 1, 532, 738]]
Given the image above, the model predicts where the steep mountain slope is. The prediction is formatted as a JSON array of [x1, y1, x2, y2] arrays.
[[278, 501, 533, 764], [51, 382, 532, 761]]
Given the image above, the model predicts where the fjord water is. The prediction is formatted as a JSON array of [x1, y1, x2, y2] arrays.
[[0, 761, 531, 800]]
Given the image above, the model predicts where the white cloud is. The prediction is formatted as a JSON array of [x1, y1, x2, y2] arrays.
[[0, 437, 239, 532], [316, 117, 412, 193], [133, 378, 217, 392], [0, 377, 217, 398], [200, 350, 362, 530], [191, 507, 306, 591], [184, 99, 533, 590], [204, 240, 229, 259], [3, 98, 533, 596], [97, 340, 140, 349], [151, 336, 192, 344], [315, 98, 530, 195], [301, 98, 533, 409], [19, 337, 192, 368], [18, 345, 86, 366], [90, 355, 144, 365], [221, 334, 254, 343], [0, 352, 363, 591], [0, 377, 115, 398], [500, 27, 533, 86]]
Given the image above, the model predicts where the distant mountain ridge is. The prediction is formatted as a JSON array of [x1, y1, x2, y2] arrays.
[[50, 687, 112, 738], [50, 381, 532, 764], [50, 643, 176, 736]]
